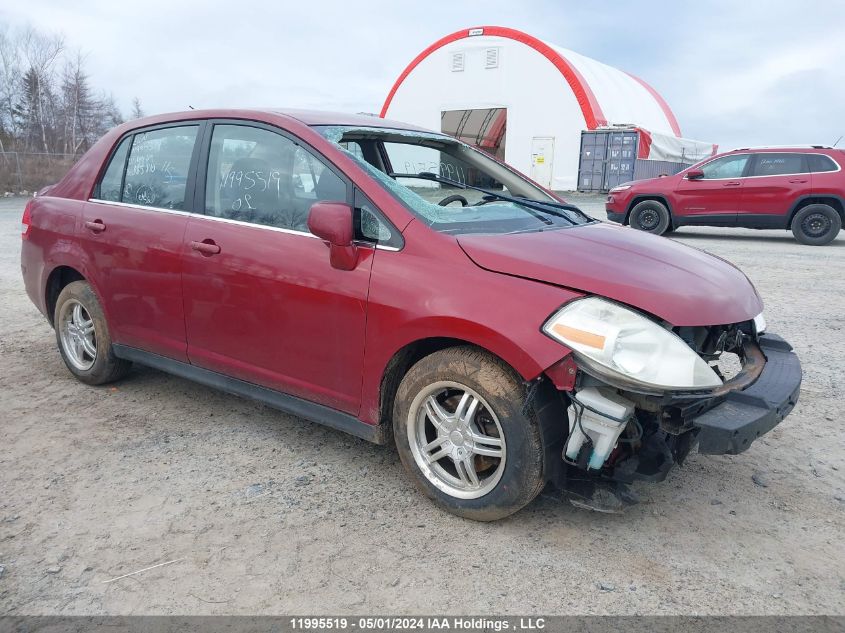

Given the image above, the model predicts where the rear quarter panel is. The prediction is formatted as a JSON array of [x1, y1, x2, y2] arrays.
[[21, 196, 95, 321]]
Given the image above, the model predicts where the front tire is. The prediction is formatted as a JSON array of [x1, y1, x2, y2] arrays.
[[629, 200, 671, 235], [54, 280, 131, 385], [393, 347, 546, 521], [791, 204, 841, 245]]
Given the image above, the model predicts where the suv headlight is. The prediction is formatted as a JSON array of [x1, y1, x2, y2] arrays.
[[542, 297, 722, 391], [609, 184, 632, 192]]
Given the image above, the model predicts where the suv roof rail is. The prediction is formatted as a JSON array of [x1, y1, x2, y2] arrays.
[[731, 144, 833, 151]]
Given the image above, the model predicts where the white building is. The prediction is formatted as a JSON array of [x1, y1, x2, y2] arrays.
[[380, 26, 690, 191]]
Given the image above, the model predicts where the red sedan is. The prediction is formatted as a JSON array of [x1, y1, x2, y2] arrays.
[[21, 109, 801, 519]]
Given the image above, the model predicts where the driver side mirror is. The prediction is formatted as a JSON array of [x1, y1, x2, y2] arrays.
[[307, 202, 358, 271], [686, 169, 704, 180]]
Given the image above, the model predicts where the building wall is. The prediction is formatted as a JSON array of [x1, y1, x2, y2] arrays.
[[384, 35, 589, 190]]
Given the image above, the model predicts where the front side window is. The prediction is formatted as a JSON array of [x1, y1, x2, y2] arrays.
[[699, 154, 750, 179], [752, 153, 806, 177], [205, 124, 347, 232], [122, 126, 199, 209]]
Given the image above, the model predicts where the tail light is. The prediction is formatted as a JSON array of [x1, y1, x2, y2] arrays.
[[21, 199, 33, 240]]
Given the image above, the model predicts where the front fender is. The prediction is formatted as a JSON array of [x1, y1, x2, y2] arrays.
[[358, 227, 581, 426]]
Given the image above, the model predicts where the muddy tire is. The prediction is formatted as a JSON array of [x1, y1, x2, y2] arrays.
[[393, 346, 546, 521], [54, 280, 131, 385], [791, 204, 841, 245], [629, 200, 671, 235]]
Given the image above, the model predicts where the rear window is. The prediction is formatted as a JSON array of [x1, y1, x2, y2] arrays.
[[807, 154, 839, 173], [752, 153, 806, 177]]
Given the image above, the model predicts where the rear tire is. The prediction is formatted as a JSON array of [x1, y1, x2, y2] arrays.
[[54, 280, 131, 385], [791, 204, 841, 245], [629, 200, 671, 235], [393, 347, 546, 521]]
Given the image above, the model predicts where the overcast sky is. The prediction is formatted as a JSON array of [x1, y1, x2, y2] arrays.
[[3, 0, 845, 150]]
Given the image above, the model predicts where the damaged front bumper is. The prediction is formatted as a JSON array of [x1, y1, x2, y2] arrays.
[[554, 332, 801, 498], [691, 334, 801, 455]]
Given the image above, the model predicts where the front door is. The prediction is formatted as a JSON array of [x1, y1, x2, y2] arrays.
[[82, 123, 202, 361], [530, 137, 554, 189], [181, 122, 373, 414], [674, 153, 751, 223]]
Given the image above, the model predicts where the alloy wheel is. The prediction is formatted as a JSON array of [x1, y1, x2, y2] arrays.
[[407, 381, 506, 499], [59, 299, 97, 371]]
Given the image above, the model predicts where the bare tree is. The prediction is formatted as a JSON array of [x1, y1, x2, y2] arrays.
[[59, 51, 95, 154], [0, 21, 129, 160], [0, 25, 22, 152], [130, 97, 144, 120], [19, 25, 64, 152]]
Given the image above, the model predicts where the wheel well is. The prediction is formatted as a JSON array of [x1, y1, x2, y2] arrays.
[[378, 336, 570, 484], [627, 195, 673, 225], [45, 266, 85, 326], [378, 338, 500, 429], [790, 196, 845, 226]]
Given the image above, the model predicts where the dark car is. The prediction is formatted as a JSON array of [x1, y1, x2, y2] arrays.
[[21, 109, 801, 519], [605, 146, 844, 245]]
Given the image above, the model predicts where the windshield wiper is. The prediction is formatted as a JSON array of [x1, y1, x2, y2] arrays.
[[392, 172, 589, 224]]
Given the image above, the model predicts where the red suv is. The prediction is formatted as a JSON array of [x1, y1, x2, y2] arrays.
[[606, 146, 844, 245], [21, 109, 801, 519]]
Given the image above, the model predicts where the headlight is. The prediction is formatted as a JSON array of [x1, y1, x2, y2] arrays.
[[609, 184, 632, 192], [542, 297, 722, 391]]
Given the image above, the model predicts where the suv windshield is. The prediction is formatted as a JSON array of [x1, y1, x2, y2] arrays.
[[314, 125, 592, 235]]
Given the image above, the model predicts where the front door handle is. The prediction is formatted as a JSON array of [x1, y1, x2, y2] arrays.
[[723, 181, 741, 187], [190, 240, 221, 256], [789, 178, 808, 183], [84, 219, 106, 233]]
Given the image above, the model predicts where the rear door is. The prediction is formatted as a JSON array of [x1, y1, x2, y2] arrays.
[[84, 123, 202, 361], [738, 152, 810, 225], [181, 121, 374, 414], [673, 153, 751, 223]]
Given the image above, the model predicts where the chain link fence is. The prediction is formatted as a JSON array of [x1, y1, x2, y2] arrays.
[[0, 151, 79, 195]]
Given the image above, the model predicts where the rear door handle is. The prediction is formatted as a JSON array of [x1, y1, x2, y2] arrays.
[[723, 181, 742, 187], [190, 240, 221, 256], [789, 178, 808, 183], [84, 220, 106, 233]]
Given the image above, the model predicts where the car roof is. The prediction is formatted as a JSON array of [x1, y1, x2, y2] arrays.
[[267, 108, 434, 131], [728, 145, 836, 153], [120, 107, 436, 134]]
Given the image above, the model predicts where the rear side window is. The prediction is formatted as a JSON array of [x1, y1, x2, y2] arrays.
[[751, 153, 806, 177], [121, 126, 199, 210], [699, 155, 749, 179], [807, 154, 839, 173], [98, 137, 131, 201], [204, 124, 347, 232]]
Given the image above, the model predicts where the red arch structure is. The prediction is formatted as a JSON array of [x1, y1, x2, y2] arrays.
[[625, 72, 682, 137], [380, 26, 681, 138]]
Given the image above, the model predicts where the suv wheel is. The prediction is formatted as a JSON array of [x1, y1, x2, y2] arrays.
[[629, 200, 671, 235], [54, 280, 131, 385], [791, 204, 841, 246], [393, 347, 546, 521]]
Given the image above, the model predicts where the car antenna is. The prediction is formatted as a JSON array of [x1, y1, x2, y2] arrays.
[[187, 105, 195, 110], [833, 135, 843, 147]]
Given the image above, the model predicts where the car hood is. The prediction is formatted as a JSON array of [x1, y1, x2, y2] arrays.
[[457, 223, 763, 326]]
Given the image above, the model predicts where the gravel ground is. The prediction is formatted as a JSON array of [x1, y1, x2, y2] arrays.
[[0, 194, 843, 615]]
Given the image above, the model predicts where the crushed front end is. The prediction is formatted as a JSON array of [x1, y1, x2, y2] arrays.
[[539, 298, 802, 510]]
